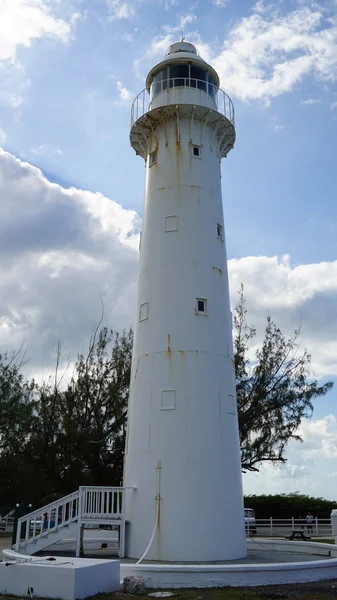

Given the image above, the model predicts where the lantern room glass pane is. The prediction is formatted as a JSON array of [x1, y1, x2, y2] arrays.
[[169, 64, 189, 87], [191, 66, 206, 91], [151, 64, 217, 100], [152, 67, 168, 95]]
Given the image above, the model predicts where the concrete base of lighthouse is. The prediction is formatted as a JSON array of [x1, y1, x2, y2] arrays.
[[120, 539, 337, 589]]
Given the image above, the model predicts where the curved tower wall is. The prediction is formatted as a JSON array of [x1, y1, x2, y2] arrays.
[[123, 42, 246, 562]]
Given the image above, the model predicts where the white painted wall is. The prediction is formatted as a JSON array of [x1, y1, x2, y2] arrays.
[[124, 46, 246, 562], [0, 558, 120, 600]]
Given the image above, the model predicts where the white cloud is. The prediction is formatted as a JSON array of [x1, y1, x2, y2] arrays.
[[243, 459, 314, 497], [278, 463, 311, 478], [0, 129, 6, 143], [0, 148, 140, 374], [136, 14, 198, 68], [107, 0, 136, 20], [164, 0, 178, 9], [0, 0, 76, 64], [298, 416, 337, 458], [30, 144, 64, 157], [212, 4, 337, 103], [271, 121, 287, 132], [114, 80, 133, 106], [137, 3, 337, 103], [161, 13, 197, 38], [301, 97, 322, 104], [11, 94, 23, 109], [330, 101, 337, 109], [213, 0, 230, 6], [228, 254, 337, 377]]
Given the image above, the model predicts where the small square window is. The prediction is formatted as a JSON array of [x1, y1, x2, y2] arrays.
[[149, 151, 157, 166], [217, 223, 223, 239], [196, 298, 208, 315], [161, 389, 176, 410], [165, 216, 178, 232], [139, 302, 149, 321], [192, 145, 201, 158]]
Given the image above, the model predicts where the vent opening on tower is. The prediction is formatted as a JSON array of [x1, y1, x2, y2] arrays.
[[192, 145, 201, 158], [217, 223, 223, 239]]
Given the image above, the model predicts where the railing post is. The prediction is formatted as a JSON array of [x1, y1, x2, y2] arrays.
[[75, 488, 83, 558], [119, 488, 126, 558], [270, 516, 273, 536], [292, 516, 294, 530], [15, 519, 21, 552], [315, 517, 319, 537]]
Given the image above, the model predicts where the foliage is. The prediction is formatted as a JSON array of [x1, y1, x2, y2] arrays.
[[234, 285, 333, 472], [0, 327, 132, 507], [58, 325, 132, 489], [0, 348, 36, 505], [244, 493, 337, 519]]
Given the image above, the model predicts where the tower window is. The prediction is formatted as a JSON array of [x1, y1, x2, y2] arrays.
[[161, 389, 176, 410], [196, 298, 208, 315], [149, 151, 157, 166], [165, 216, 178, 232], [139, 302, 149, 321], [217, 223, 223, 239], [192, 145, 201, 158], [228, 394, 236, 415]]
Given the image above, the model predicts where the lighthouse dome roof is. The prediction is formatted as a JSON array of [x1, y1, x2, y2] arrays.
[[165, 41, 198, 56], [145, 40, 220, 91]]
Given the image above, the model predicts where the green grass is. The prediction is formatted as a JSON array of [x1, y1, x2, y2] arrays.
[[85, 585, 337, 600], [314, 538, 334, 544], [1, 586, 337, 600], [0, 533, 11, 539]]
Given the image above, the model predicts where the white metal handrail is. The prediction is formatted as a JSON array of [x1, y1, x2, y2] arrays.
[[131, 78, 235, 129], [246, 517, 333, 537]]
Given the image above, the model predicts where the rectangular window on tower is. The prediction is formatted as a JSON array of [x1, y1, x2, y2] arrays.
[[149, 151, 157, 167], [217, 223, 223, 239], [161, 389, 176, 410], [228, 394, 236, 415], [196, 298, 208, 315], [165, 216, 178, 232], [139, 302, 149, 322], [192, 145, 201, 159]]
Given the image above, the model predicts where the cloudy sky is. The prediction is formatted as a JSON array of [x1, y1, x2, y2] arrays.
[[1, 0, 337, 501]]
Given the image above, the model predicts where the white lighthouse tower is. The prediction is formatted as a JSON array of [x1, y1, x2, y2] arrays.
[[123, 41, 246, 562]]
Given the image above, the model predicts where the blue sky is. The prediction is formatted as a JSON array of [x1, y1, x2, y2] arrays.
[[1, 0, 337, 500]]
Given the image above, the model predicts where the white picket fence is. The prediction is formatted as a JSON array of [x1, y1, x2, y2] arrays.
[[247, 517, 333, 537]]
